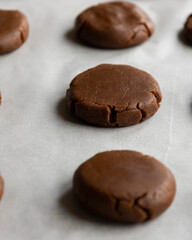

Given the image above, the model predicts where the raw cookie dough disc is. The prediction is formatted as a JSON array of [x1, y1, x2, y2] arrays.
[[66, 64, 162, 127], [73, 151, 176, 222], [0, 175, 4, 200], [75, 1, 154, 48], [0, 9, 29, 54], [184, 14, 192, 42]]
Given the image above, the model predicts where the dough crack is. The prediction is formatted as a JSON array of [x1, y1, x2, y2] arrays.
[[113, 192, 151, 221], [114, 199, 120, 214], [129, 25, 149, 43], [134, 193, 151, 221], [150, 90, 161, 104], [136, 103, 146, 122], [71, 98, 85, 113], [140, 22, 151, 36], [109, 106, 116, 124], [19, 28, 25, 43]]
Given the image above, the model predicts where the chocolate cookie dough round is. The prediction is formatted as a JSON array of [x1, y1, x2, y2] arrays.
[[184, 14, 192, 42], [0, 175, 4, 200], [66, 64, 162, 127], [73, 151, 176, 222], [0, 9, 29, 54], [75, 1, 154, 48]]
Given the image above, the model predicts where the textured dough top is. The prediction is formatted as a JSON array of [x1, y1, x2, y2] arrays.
[[74, 150, 176, 221], [75, 151, 175, 199], [75, 1, 154, 48], [68, 64, 162, 111]]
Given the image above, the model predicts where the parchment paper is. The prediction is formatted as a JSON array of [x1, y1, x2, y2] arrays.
[[0, 0, 192, 239]]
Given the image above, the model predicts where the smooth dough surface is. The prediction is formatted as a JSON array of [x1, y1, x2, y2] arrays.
[[66, 64, 162, 127], [75, 1, 154, 48], [73, 150, 176, 222], [0, 9, 29, 54]]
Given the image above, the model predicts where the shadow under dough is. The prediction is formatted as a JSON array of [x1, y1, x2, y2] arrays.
[[65, 28, 97, 49], [59, 189, 146, 227], [65, 28, 133, 50], [57, 97, 87, 126], [190, 102, 192, 115], [65, 28, 103, 49], [65, 28, 81, 45], [178, 29, 192, 47], [59, 189, 137, 226], [57, 97, 114, 128], [59, 189, 104, 223]]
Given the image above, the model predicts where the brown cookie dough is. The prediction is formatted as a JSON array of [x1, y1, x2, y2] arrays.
[[184, 14, 192, 42], [0, 175, 4, 200], [66, 64, 162, 127], [73, 150, 176, 222], [75, 1, 154, 48], [0, 9, 29, 54]]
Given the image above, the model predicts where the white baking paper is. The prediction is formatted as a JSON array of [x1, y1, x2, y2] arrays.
[[0, 0, 192, 239]]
